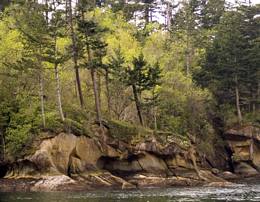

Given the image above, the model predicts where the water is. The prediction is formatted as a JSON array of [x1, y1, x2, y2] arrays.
[[0, 184, 260, 202]]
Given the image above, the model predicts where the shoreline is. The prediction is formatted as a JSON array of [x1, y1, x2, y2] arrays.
[[0, 174, 259, 193]]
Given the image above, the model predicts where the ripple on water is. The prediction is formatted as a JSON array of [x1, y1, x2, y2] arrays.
[[0, 184, 260, 202]]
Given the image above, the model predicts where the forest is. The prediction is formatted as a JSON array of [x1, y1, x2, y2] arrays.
[[0, 0, 259, 161]]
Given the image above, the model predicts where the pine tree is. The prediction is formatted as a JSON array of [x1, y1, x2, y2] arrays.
[[196, 6, 260, 125], [66, 0, 85, 108], [200, 0, 225, 29], [78, 19, 107, 126], [124, 53, 160, 126], [10, 1, 49, 127]]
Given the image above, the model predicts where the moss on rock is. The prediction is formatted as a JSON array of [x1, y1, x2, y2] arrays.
[[106, 120, 153, 142]]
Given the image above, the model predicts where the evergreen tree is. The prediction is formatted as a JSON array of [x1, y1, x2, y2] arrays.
[[124, 53, 160, 126], [200, 0, 225, 29], [78, 19, 107, 126], [196, 5, 260, 125], [66, 0, 85, 108]]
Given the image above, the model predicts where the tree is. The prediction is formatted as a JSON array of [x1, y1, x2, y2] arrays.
[[0, 0, 10, 11], [124, 53, 160, 126], [66, 0, 85, 108], [161, 0, 180, 30], [239, 4, 260, 115], [196, 6, 260, 125], [171, 0, 202, 75], [4, 1, 50, 127], [78, 19, 107, 126], [106, 48, 127, 117], [200, 0, 225, 29], [44, 1, 69, 122]]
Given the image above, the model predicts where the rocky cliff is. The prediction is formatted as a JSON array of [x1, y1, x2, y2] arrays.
[[224, 125, 260, 176], [0, 123, 259, 192]]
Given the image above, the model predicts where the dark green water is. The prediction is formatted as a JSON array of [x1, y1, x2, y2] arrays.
[[0, 184, 260, 202]]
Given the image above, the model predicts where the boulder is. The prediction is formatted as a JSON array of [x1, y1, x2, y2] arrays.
[[74, 136, 103, 169], [30, 133, 77, 175], [137, 152, 169, 175], [219, 171, 238, 180], [31, 175, 76, 191], [5, 133, 110, 178], [234, 162, 259, 176]]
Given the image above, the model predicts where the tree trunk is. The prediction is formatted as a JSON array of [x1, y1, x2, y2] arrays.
[[132, 85, 144, 126], [45, 0, 48, 22], [91, 69, 102, 126], [97, 71, 102, 110], [0, 130, 5, 161], [105, 68, 111, 117], [39, 72, 46, 128], [251, 91, 256, 114], [68, 0, 85, 108], [87, 45, 102, 125], [185, 34, 191, 76], [54, 63, 65, 122], [257, 80, 260, 112], [235, 75, 242, 125], [153, 107, 157, 131], [152, 90, 157, 131], [166, 2, 171, 30], [144, 3, 149, 25]]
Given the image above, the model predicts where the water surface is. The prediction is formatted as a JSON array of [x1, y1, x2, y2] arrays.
[[0, 184, 260, 202]]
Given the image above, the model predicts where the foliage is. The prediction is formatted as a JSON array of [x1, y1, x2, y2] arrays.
[[4, 97, 42, 157], [0, 0, 258, 161], [107, 119, 153, 141]]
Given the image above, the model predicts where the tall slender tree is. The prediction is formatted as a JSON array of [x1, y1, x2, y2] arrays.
[[67, 0, 85, 108], [78, 19, 107, 125]]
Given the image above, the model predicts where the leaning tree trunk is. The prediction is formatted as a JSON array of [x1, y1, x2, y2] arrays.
[[54, 63, 65, 122], [39, 71, 46, 128], [67, 0, 85, 108], [132, 85, 144, 126], [235, 75, 243, 125]]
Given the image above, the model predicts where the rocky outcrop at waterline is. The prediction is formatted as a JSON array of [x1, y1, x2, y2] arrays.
[[0, 123, 259, 192], [224, 125, 260, 176]]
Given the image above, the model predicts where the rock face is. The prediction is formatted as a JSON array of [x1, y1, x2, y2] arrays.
[[225, 125, 260, 176], [2, 125, 259, 191], [5, 133, 121, 178]]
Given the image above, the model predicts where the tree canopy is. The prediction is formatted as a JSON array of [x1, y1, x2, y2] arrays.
[[0, 0, 259, 160]]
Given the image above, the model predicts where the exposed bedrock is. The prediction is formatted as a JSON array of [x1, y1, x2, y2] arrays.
[[224, 125, 260, 176], [0, 125, 259, 191]]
